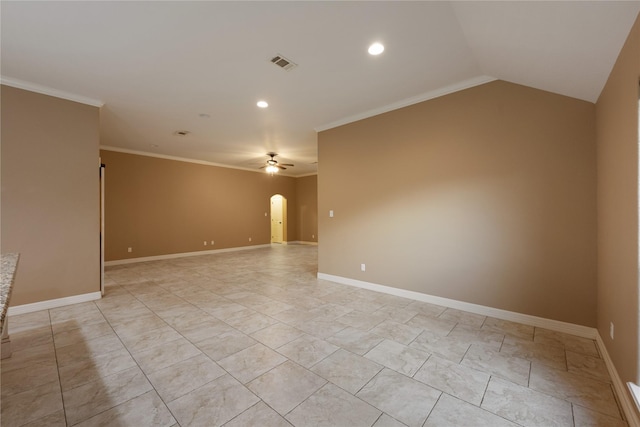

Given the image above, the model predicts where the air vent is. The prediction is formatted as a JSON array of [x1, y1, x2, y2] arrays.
[[270, 54, 297, 71]]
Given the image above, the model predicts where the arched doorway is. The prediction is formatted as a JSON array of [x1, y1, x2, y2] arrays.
[[270, 194, 287, 244]]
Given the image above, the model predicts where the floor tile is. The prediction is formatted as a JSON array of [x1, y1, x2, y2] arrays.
[[10, 325, 53, 353], [482, 317, 534, 340], [225, 401, 292, 427], [357, 368, 441, 427], [311, 348, 383, 394], [364, 339, 428, 377], [63, 366, 153, 425], [169, 374, 259, 426], [438, 308, 486, 328], [8, 310, 51, 334], [528, 363, 621, 419], [370, 320, 422, 345], [482, 377, 573, 426], [59, 347, 137, 391], [446, 324, 504, 350], [20, 410, 67, 427], [74, 390, 175, 427], [0, 381, 63, 426], [294, 318, 347, 339], [52, 320, 115, 349], [424, 393, 518, 427], [533, 328, 599, 357], [197, 329, 257, 361], [372, 414, 407, 427], [501, 336, 567, 370], [132, 336, 201, 374], [117, 324, 182, 353], [327, 326, 384, 355], [1, 358, 59, 397], [56, 334, 126, 367], [566, 350, 610, 382], [413, 355, 490, 405], [0, 341, 56, 373], [250, 322, 305, 349], [406, 301, 447, 318], [286, 383, 381, 427], [572, 404, 629, 427], [225, 310, 279, 335], [147, 353, 226, 402], [277, 334, 339, 368], [404, 314, 457, 336], [336, 310, 387, 330], [247, 360, 326, 415], [374, 305, 418, 324], [409, 330, 470, 363], [219, 342, 287, 383], [171, 317, 233, 343], [461, 344, 530, 386]]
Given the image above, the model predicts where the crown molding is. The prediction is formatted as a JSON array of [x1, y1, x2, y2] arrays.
[[314, 75, 497, 132], [1, 76, 104, 107], [100, 145, 313, 178]]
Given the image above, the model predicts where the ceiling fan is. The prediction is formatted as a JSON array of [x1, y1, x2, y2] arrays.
[[260, 153, 294, 173]]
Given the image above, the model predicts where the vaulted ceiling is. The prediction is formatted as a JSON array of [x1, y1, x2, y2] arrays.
[[2, 1, 639, 176]]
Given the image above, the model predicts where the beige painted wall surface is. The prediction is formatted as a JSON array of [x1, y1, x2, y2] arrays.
[[596, 14, 640, 386], [100, 150, 299, 261], [1, 85, 100, 306], [296, 175, 318, 243], [319, 80, 597, 326]]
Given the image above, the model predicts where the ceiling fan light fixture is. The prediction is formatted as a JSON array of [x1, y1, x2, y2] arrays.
[[368, 42, 384, 55], [257, 100, 269, 108], [265, 165, 279, 174]]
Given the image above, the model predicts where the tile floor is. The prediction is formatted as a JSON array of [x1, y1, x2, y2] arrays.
[[1, 245, 629, 426]]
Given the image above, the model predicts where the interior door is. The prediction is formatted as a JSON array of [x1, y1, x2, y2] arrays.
[[99, 161, 105, 296], [271, 195, 283, 243]]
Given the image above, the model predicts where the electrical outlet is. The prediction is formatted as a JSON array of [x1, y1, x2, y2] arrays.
[[329, 210, 334, 217], [249, 237, 252, 242], [127, 247, 132, 253], [211, 241, 214, 245], [610, 322, 615, 340], [361, 263, 366, 272], [204, 241, 207, 246], [312, 235, 315, 239]]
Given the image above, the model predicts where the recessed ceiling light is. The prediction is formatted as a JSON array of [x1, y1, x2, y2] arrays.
[[368, 42, 384, 56], [257, 100, 269, 108]]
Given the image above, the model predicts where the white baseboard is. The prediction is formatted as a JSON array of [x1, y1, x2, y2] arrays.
[[316, 273, 596, 339], [105, 244, 272, 266], [8, 292, 102, 316], [288, 241, 318, 246], [595, 334, 640, 427]]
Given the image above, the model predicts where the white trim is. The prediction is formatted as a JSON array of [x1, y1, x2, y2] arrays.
[[314, 75, 497, 132], [628, 382, 640, 421], [7, 292, 102, 316], [104, 244, 272, 266], [1, 76, 104, 107], [317, 273, 596, 339], [595, 334, 640, 426], [288, 241, 318, 246], [99, 146, 314, 178]]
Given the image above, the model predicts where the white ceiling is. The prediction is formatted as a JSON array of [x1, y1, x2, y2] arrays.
[[2, 1, 639, 176]]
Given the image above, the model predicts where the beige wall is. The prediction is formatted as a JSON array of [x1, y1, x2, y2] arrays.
[[596, 14, 640, 387], [1, 85, 100, 306], [318, 80, 597, 326], [296, 175, 318, 243], [100, 150, 304, 261]]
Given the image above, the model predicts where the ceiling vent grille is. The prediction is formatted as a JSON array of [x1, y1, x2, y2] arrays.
[[270, 54, 297, 71]]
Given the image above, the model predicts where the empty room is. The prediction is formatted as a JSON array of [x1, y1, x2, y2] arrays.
[[1, 1, 640, 426]]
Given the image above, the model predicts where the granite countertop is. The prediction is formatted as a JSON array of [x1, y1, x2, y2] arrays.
[[1, 253, 19, 332]]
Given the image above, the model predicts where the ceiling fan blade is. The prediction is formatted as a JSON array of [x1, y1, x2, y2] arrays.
[[280, 163, 294, 167], [277, 165, 287, 170], [259, 165, 267, 169]]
